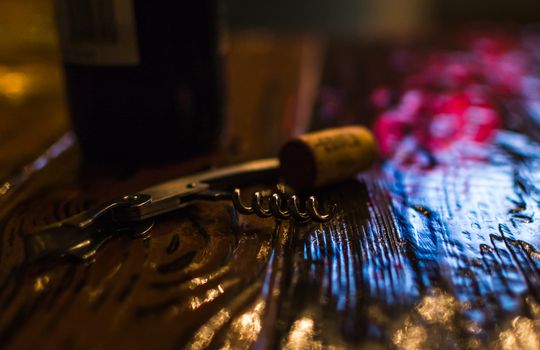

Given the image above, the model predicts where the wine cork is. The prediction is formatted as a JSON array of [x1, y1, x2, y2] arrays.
[[279, 126, 377, 190]]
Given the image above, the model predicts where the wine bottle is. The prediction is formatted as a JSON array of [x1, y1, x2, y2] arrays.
[[55, 0, 223, 165]]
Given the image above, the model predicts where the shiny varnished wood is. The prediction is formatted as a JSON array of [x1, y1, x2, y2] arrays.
[[2, 128, 540, 348]]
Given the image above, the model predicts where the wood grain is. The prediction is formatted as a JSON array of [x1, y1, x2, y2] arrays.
[[2, 129, 540, 349]]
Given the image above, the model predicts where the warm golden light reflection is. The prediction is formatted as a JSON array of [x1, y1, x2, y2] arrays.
[[229, 300, 264, 344], [497, 316, 540, 350], [416, 289, 457, 324], [284, 316, 323, 350], [392, 317, 428, 350], [190, 277, 209, 288], [186, 309, 231, 350], [68, 239, 91, 251], [393, 290, 459, 349], [189, 287, 223, 311], [0, 69, 30, 102], [0, 182, 11, 196], [187, 268, 229, 290], [237, 308, 262, 335], [256, 243, 271, 261], [33, 275, 49, 292]]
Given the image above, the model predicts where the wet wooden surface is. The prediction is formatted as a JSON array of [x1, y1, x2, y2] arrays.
[[1, 14, 540, 346], [1, 126, 540, 349]]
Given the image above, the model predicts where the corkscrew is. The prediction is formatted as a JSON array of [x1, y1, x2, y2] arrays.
[[232, 187, 334, 223], [25, 158, 335, 263]]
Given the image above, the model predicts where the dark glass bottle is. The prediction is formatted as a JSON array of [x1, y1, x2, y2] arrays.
[[55, 0, 223, 165]]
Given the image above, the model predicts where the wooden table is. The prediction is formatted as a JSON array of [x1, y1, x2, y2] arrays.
[[1, 119, 540, 350], [2, 29, 540, 349]]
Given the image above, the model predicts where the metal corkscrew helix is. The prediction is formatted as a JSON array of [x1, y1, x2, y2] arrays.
[[231, 187, 335, 223]]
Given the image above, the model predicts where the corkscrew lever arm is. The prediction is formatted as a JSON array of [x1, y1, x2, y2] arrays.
[[113, 157, 335, 224], [112, 158, 280, 222], [25, 159, 278, 263]]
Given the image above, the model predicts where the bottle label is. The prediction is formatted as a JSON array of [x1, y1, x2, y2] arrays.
[[55, 0, 139, 65]]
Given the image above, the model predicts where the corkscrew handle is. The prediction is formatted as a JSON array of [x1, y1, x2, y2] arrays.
[[113, 158, 280, 222], [26, 151, 346, 264], [113, 158, 334, 224]]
